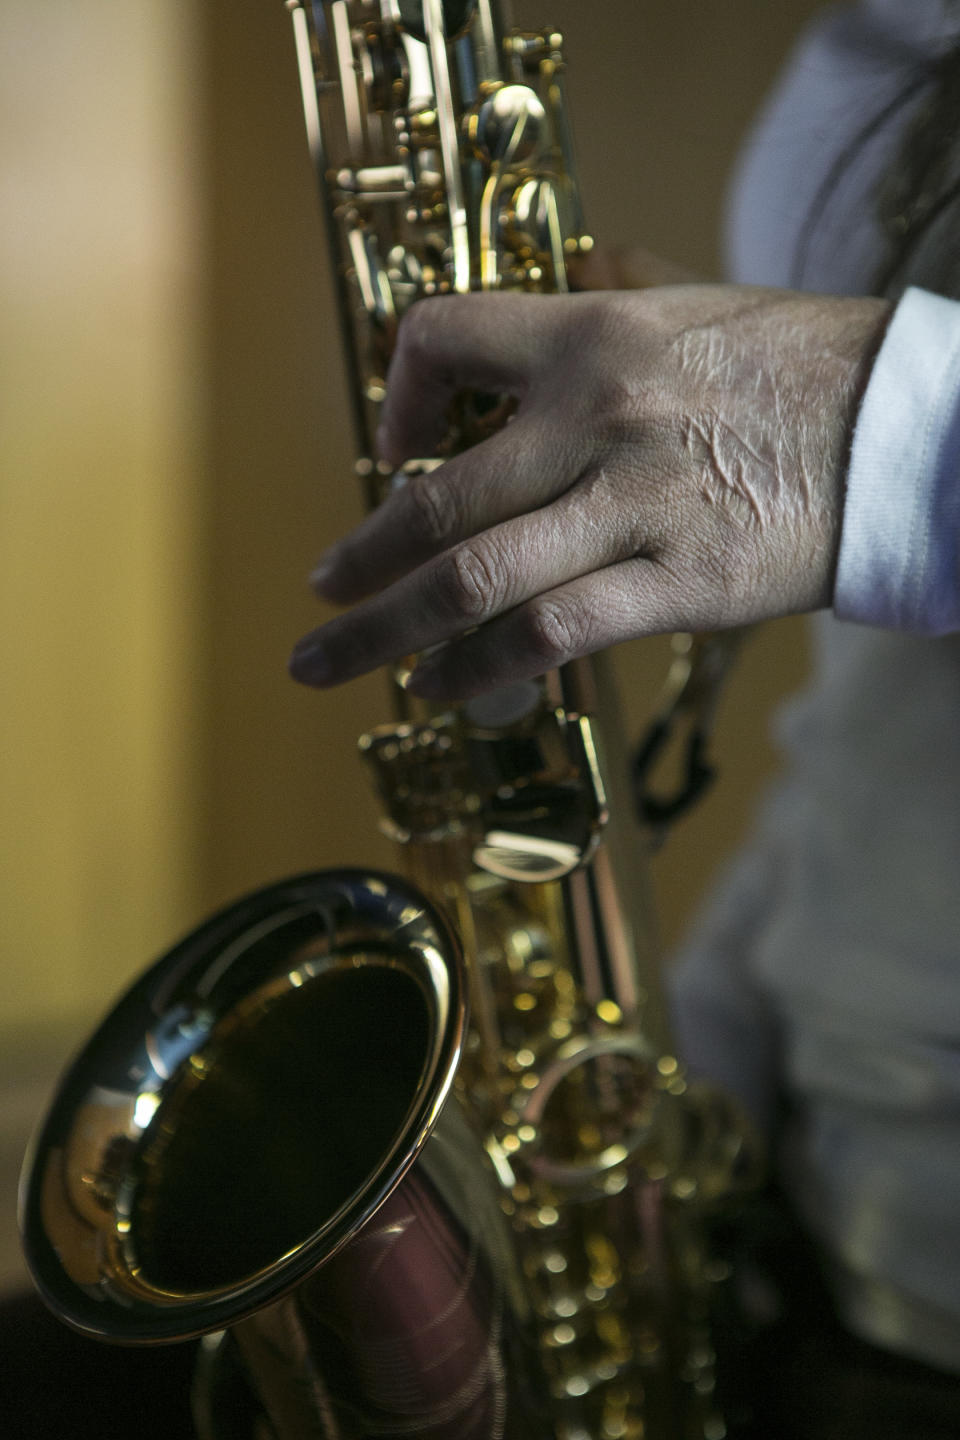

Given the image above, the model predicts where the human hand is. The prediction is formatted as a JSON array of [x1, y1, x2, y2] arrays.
[[290, 285, 890, 700]]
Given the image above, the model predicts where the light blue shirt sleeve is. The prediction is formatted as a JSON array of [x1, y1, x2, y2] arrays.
[[834, 286, 960, 634]]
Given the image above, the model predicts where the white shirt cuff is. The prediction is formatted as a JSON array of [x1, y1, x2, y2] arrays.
[[834, 286, 960, 634]]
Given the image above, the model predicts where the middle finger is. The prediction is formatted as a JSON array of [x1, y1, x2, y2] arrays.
[[310, 410, 588, 605], [290, 464, 644, 687]]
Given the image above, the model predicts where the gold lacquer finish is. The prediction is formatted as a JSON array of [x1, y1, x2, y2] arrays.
[[281, 3, 756, 1436], [22, 4, 757, 1438]]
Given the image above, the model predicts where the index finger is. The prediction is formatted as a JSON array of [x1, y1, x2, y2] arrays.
[[376, 291, 569, 463]]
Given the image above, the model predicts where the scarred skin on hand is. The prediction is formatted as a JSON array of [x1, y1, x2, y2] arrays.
[[289, 284, 891, 699]]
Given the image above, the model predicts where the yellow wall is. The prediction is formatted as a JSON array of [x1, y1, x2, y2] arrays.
[[0, 1, 203, 1037]]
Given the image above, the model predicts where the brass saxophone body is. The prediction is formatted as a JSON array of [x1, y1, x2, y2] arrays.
[[22, 4, 754, 1437]]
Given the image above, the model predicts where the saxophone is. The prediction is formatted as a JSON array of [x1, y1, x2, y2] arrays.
[[21, 4, 755, 1437]]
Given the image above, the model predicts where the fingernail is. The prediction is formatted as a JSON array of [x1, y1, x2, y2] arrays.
[[288, 636, 331, 685]]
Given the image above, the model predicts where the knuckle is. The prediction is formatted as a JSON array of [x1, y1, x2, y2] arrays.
[[524, 593, 590, 666], [404, 469, 458, 546], [432, 540, 505, 622]]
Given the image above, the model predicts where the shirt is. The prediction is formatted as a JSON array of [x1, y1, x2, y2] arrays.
[[672, 0, 960, 1372]]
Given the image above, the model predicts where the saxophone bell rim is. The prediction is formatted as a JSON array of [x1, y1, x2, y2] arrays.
[[20, 868, 466, 1346]]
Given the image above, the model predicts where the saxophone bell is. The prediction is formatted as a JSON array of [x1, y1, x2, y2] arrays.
[[21, 870, 548, 1438]]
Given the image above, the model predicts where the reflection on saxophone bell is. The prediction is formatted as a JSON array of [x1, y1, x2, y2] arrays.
[[21, 4, 758, 1437]]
